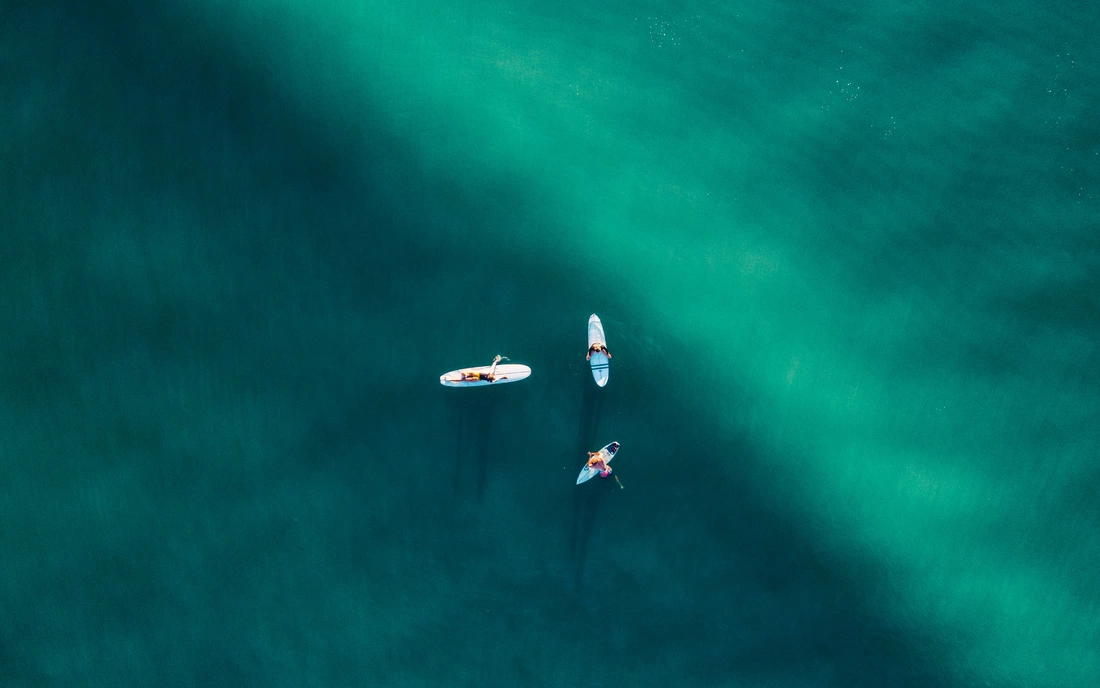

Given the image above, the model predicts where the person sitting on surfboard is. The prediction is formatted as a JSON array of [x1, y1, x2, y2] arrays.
[[586, 342, 611, 361], [587, 452, 612, 479]]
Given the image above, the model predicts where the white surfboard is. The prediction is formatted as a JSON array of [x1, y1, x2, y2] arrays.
[[576, 441, 620, 484], [439, 363, 532, 387], [588, 314, 610, 387]]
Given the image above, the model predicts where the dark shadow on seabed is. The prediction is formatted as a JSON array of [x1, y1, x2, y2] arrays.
[[445, 389, 498, 502], [0, 3, 963, 686], [569, 375, 606, 586], [574, 375, 606, 456], [448, 394, 467, 498], [474, 395, 497, 501]]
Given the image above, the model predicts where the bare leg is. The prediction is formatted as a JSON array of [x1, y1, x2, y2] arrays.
[[488, 354, 508, 380]]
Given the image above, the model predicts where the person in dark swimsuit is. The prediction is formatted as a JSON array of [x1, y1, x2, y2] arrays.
[[461, 371, 495, 382], [459, 355, 507, 382], [586, 342, 611, 361]]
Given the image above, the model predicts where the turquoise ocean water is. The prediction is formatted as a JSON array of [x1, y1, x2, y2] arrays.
[[3, 1, 1098, 686]]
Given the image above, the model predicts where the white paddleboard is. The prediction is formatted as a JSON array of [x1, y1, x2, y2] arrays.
[[439, 363, 532, 387], [576, 441, 620, 484], [587, 313, 609, 387]]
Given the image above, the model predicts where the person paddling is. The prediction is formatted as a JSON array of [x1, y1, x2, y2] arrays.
[[586, 451, 612, 479], [586, 342, 611, 361]]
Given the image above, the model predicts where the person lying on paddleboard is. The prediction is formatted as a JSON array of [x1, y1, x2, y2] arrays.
[[461, 371, 495, 382], [586, 342, 611, 361], [460, 355, 507, 382], [587, 451, 612, 479]]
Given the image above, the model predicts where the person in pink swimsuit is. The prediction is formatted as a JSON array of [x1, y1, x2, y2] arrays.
[[586, 451, 612, 479]]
